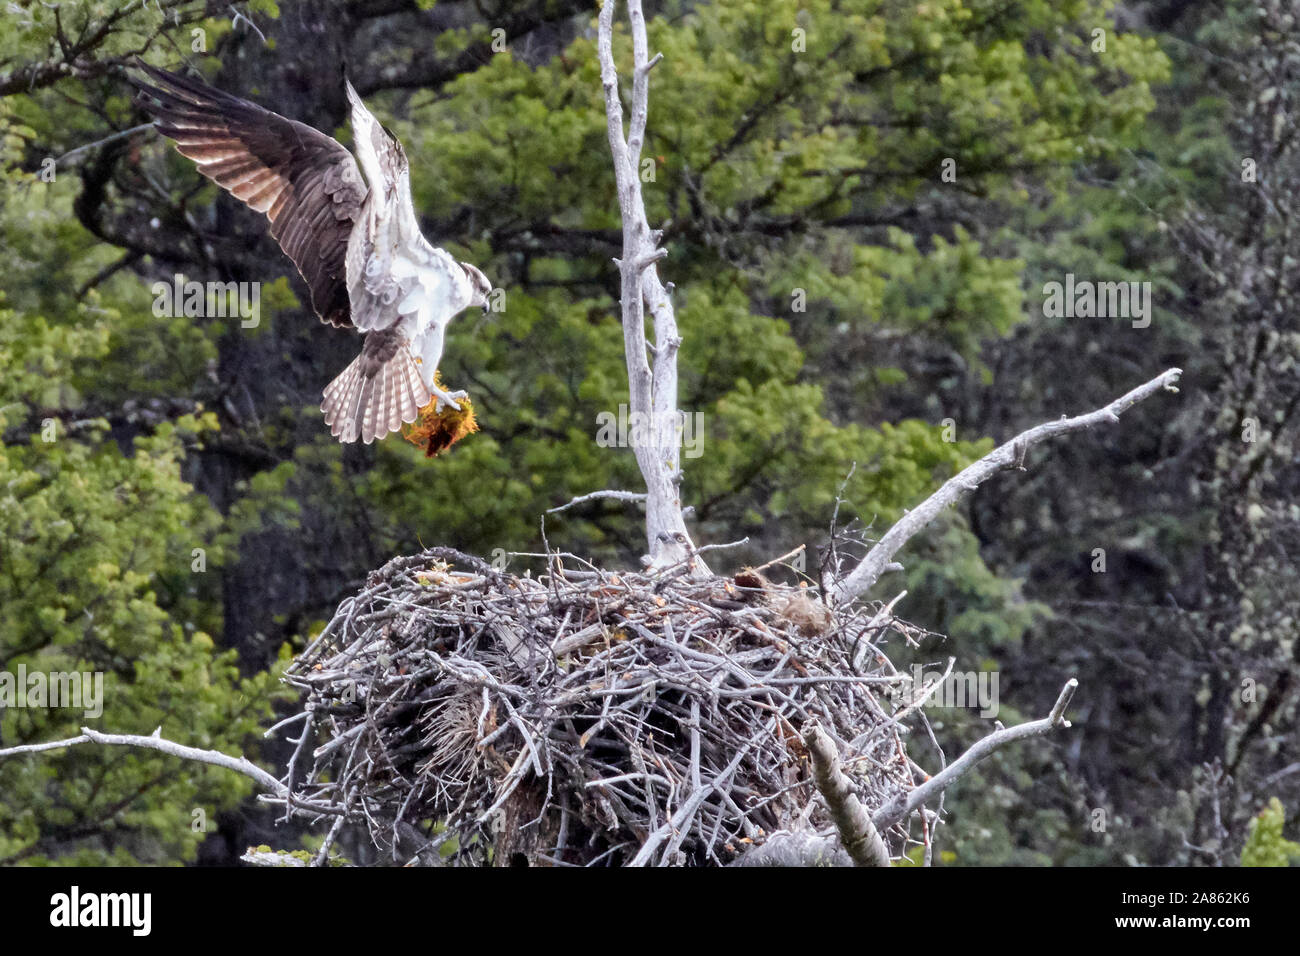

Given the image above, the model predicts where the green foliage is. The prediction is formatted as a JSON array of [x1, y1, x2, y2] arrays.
[[1241, 799, 1300, 867], [0, 298, 286, 864], [771, 227, 1024, 383], [905, 517, 1050, 647]]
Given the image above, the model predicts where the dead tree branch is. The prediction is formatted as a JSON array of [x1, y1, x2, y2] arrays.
[[871, 678, 1079, 830], [805, 723, 891, 866], [831, 368, 1184, 605], [0, 727, 285, 797], [548, 489, 647, 513], [732, 678, 1079, 866]]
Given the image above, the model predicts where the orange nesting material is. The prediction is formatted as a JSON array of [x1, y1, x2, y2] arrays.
[[402, 373, 479, 457]]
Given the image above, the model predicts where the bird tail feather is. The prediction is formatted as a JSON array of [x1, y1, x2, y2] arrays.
[[321, 349, 430, 444]]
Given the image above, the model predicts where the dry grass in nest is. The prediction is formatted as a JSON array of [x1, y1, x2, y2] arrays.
[[281, 546, 930, 866]]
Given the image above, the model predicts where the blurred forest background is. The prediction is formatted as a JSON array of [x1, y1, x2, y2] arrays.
[[1, 0, 1298, 866]]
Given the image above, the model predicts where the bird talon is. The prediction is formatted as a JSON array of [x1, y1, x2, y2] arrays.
[[432, 389, 467, 414]]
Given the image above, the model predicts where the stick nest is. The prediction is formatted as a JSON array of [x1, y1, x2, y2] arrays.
[[281, 547, 927, 866]]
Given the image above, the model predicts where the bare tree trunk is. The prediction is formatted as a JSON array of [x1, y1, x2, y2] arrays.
[[596, 0, 701, 571]]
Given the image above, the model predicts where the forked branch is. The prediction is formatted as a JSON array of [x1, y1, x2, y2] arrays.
[[735, 679, 1079, 866]]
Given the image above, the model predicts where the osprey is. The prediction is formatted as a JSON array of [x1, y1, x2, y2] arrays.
[[131, 64, 493, 444]]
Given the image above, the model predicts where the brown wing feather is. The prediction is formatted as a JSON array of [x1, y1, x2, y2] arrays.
[[132, 63, 366, 329]]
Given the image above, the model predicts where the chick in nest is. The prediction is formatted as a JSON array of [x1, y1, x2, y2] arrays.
[[732, 567, 832, 637], [775, 590, 833, 637]]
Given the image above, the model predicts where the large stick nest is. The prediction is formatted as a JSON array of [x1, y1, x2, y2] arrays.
[[281, 547, 930, 866]]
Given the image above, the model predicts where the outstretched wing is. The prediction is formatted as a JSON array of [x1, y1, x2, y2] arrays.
[[132, 63, 367, 328], [342, 77, 431, 333], [343, 76, 408, 210]]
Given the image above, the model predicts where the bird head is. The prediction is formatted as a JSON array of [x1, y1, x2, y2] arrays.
[[460, 262, 493, 314]]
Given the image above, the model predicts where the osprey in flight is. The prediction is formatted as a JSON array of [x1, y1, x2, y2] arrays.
[[132, 64, 492, 444]]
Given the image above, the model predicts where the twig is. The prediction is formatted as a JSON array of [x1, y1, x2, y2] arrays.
[[548, 489, 647, 513], [750, 544, 806, 574], [693, 537, 749, 556], [312, 812, 347, 867], [53, 122, 153, 166], [852, 590, 907, 670]]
